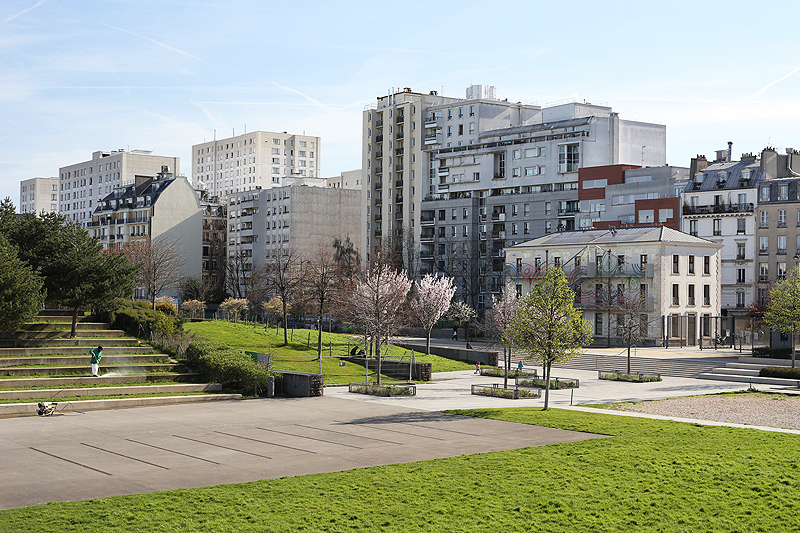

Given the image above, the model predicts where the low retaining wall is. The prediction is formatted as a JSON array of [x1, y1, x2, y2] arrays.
[[396, 343, 498, 367], [470, 383, 541, 399], [348, 382, 416, 396], [278, 371, 324, 397], [344, 357, 431, 381]]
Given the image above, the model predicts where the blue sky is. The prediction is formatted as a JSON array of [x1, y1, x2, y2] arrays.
[[2, 0, 799, 204]]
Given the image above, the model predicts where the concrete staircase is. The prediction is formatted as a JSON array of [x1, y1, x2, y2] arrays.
[[549, 352, 730, 379], [0, 310, 237, 416], [698, 357, 800, 386]]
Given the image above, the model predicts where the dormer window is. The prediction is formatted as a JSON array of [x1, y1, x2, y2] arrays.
[[740, 169, 751, 182], [716, 171, 727, 187]]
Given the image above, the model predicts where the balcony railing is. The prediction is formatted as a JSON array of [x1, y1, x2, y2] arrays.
[[683, 203, 754, 215]]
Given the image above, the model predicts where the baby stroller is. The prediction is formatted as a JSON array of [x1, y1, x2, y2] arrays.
[[37, 402, 58, 416]]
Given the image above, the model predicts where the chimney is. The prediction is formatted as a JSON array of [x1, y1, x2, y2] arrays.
[[727, 141, 733, 163], [761, 147, 779, 179], [690, 155, 709, 177]]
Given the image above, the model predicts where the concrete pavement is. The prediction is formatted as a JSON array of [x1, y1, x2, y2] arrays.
[[0, 395, 603, 510]]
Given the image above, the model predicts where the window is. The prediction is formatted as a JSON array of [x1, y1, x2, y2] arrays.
[[759, 236, 769, 253], [778, 235, 787, 254], [737, 268, 746, 284], [779, 184, 789, 200], [640, 254, 648, 268], [512, 150, 521, 159], [713, 218, 721, 236], [760, 186, 770, 202], [760, 210, 768, 227], [523, 222, 530, 234], [639, 209, 655, 223], [688, 284, 696, 306], [759, 262, 769, 282], [737, 292, 746, 308], [672, 255, 679, 274], [689, 219, 698, 236], [595, 313, 603, 335], [779, 209, 787, 227], [688, 255, 695, 274], [778, 262, 787, 280], [704, 285, 711, 305], [737, 242, 746, 260], [558, 144, 580, 173], [672, 284, 679, 305], [737, 218, 746, 234]]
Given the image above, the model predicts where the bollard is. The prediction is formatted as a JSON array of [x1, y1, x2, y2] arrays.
[[268, 375, 274, 398]]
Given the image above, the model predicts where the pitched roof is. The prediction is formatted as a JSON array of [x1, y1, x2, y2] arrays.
[[509, 226, 719, 249]]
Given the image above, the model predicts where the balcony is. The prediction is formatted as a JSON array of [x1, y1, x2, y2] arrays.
[[438, 167, 449, 175], [375, 134, 384, 142], [375, 119, 384, 127], [491, 213, 506, 222], [395, 148, 404, 156], [683, 203, 754, 215], [374, 197, 382, 206], [420, 214, 435, 225], [395, 212, 404, 220], [778, 248, 787, 255], [396, 113, 404, 123], [424, 134, 438, 144], [420, 232, 434, 242], [374, 214, 382, 222], [396, 132, 404, 140], [584, 263, 655, 278], [375, 150, 383, 159], [736, 253, 746, 260], [374, 182, 383, 190], [395, 164, 404, 172], [395, 180, 404, 188], [558, 207, 580, 216], [395, 195, 404, 203], [424, 116, 438, 126], [759, 275, 769, 282]]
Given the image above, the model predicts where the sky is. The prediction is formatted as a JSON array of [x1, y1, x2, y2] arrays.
[[2, 0, 800, 205]]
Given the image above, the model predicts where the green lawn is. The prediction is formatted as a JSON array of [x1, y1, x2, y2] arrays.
[[183, 320, 472, 384], [1, 408, 798, 532]]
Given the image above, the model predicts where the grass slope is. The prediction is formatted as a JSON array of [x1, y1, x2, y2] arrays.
[[184, 321, 472, 384], [1, 408, 798, 532]]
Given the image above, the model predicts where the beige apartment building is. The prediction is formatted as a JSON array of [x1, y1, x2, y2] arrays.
[[59, 149, 180, 227], [19, 177, 59, 214], [191, 131, 321, 199]]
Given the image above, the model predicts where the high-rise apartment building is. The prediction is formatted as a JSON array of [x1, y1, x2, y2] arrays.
[[59, 150, 180, 227], [191, 131, 321, 199], [362, 86, 667, 308], [19, 177, 59, 214]]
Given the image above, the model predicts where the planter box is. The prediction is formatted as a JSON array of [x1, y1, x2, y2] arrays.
[[348, 382, 416, 396], [598, 370, 661, 382], [516, 376, 579, 389], [480, 367, 538, 379], [470, 383, 540, 399]]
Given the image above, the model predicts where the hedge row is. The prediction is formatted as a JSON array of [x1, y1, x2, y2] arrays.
[[759, 366, 800, 379], [752, 346, 793, 359], [103, 300, 182, 337], [185, 340, 282, 395]]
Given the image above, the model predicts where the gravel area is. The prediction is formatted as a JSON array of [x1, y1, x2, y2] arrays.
[[601, 392, 800, 430]]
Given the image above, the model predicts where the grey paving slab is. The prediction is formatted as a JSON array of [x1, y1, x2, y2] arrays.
[[0, 396, 602, 510]]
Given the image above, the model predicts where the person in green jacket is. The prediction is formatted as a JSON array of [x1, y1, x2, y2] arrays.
[[90, 345, 103, 377]]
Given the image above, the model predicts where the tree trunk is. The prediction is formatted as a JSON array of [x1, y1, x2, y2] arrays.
[[426, 330, 431, 355], [282, 305, 288, 345], [70, 306, 79, 338], [375, 337, 382, 385], [543, 361, 551, 410], [627, 338, 632, 374], [503, 346, 508, 389], [317, 302, 324, 358]]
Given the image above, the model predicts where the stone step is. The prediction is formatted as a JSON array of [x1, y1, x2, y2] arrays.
[[39, 310, 81, 317], [0, 346, 154, 356], [0, 373, 198, 389], [0, 338, 139, 348], [737, 356, 800, 367], [698, 372, 800, 386], [0, 329, 127, 339], [10, 322, 113, 332], [0, 392, 240, 417], [707, 367, 761, 377], [0, 364, 183, 376], [0, 354, 171, 367], [0, 382, 220, 401], [555, 353, 726, 379], [33, 315, 98, 323]]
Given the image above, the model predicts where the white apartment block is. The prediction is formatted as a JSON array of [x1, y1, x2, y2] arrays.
[[326, 169, 363, 190], [59, 150, 180, 227], [19, 177, 59, 214], [506, 226, 722, 347], [362, 86, 666, 309], [191, 131, 321, 199]]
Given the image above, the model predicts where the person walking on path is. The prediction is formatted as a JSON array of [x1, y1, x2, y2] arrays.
[[90, 345, 103, 377], [452, 326, 458, 341], [474, 361, 481, 374]]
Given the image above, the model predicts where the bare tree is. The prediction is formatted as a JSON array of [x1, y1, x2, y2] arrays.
[[485, 283, 518, 388], [408, 274, 456, 355], [225, 249, 251, 299], [306, 244, 340, 358], [263, 245, 304, 345], [351, 259, 412, 384], [122, 235, 188, 308]]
